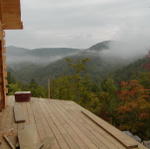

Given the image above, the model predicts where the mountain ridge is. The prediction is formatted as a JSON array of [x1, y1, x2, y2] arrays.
[[7, 46, 81, 64], [7, 40, 149, 86]]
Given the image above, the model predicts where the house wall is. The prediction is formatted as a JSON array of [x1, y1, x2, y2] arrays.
[[0, 0, 22, 111], [0, 21, 7, 111]]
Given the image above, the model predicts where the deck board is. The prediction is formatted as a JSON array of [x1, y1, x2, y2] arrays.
[[58, 103, 116, 149], [14, 104, 26, 123], [0, 96, 15, 149], [49, 101, 86, 149], [18, 125, 38, 149], [54, 101, 111, 149], [48, 103, 80, 149], [35, 100, 61, 149], [51, 101, 102, 149], [41, 100, 70, 149], [58, 101, 126, 149], [52, 101, 90, 149], [0, 96, 148, 149]]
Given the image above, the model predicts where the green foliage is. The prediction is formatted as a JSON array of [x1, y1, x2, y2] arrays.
[[51, 58, 101, 113], [8, 56, 150, 139], [138, 72, 150, 89], [51, 59, 118, 125], [51, 58, 150, 139], [8, 42, 121, 86], [7, 72, 16, 84], [7, 72, 22, 95], [8, 83, 22, 95], [97, 78, 118, 124], [112, 58, 149, 82], [8, 73, 47, 98], [23, 79, 47, 97]]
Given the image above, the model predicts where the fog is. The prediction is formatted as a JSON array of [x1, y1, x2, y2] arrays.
[[6, 46, 80, 65], [100, 19, 150, 60], [7, 0, 150, 65], [7, 55, 64, 65], [6, 0, 150, 52]]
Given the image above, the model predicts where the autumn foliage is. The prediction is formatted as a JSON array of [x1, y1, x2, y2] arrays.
[[50, 58, 150, 139], [117, 80, 150, 136]]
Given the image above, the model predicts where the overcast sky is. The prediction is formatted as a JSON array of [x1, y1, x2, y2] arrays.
[[6, 0, 150, 49]]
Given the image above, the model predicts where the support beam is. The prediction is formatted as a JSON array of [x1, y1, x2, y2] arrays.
[[0, 21, 7, 111]]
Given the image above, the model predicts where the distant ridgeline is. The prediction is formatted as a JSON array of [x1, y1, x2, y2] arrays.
[[7, 40, 149, 86]]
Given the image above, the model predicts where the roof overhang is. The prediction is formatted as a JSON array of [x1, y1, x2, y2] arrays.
[[0, 0, 23, 30]]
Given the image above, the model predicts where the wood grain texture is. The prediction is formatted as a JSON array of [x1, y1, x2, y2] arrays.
[[0, 0, 23, 30], [0, 23, 7, 110], [18, 125, 38, 149], [3, 135, 15, 149], [0, 96, 148, 149], [14, 104, 26, 123], [82, 110, 138, 149]]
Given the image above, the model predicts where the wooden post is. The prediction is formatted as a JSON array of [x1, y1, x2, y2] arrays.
[[48, 77, 51, 99], [0, 21, 7, 111]]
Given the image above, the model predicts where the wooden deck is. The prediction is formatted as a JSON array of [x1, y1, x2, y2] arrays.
[[0, 96, 148, 149]]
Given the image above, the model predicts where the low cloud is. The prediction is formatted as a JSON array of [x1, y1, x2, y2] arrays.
[[6, 0, 150, 57], [100, 16, 150, 60]]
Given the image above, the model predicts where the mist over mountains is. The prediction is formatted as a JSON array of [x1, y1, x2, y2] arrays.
[[7, 40, 149, 65], [7, 41, 150, 85], [7, 46, 80, 65]]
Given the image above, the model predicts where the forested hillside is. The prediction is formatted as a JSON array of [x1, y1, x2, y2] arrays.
[[49, 57, 150, 140], [8, 54, 150, 140], [112, 57, 150, 82], [7, 46, 80, 65], [8, 41, 137, 85]]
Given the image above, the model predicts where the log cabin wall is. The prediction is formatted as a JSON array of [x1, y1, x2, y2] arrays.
[[0, 0, 22, 111], [0, 21, 7, 111]]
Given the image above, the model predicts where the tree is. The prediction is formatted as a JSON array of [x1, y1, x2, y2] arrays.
[[138, 72, 150, 89], [117, 80, 150, 138], [7, 72, 16, 84], [7, 72, 22, 95], [8, 83, 22, 95], [23, 79, 47, 98], [97, 78, 118, 124], [51, 58, 101, 112]]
